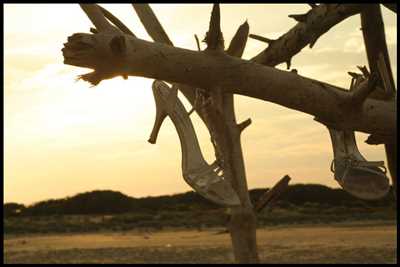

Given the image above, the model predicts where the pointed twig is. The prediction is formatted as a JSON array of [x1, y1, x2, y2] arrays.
[[288, 13, 308, 23], [357, 65, 370, 78], [226, 21, 249, 57], [237, 118, 252, 133], [249, 34, 275, 45], [194, 34, 201, 51], [348, 71, 363, 80], [309, 33, 320, 48], [348, 72, 379, 105], [313, 117, 343, 131], [204, 4, 224, 50], [132, 4, 173, 46], [308, 4, 318, 9], [286, 58, 292, 70], [90, 27, 98, 34]]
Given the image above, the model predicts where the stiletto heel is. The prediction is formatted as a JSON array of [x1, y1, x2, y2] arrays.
[[148, 80, 241, 206], [148, 110, 167, 144], [148, 84, 169, 144], [328, 128, 390, 200]]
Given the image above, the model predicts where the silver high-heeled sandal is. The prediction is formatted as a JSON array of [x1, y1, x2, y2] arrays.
[[148, 80, 241, 207], [328, 128, 390, 200]]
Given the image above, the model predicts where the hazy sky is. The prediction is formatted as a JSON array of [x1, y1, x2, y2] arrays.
[[4, 4, 397, 205]]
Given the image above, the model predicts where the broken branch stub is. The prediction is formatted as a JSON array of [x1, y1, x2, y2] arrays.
[[254, 175, 291, 213], [226, 21, 249, 57], [248, 34, 275, 45]]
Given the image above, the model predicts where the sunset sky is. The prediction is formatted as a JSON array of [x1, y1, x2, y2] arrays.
[[4, 4, 397, 205]]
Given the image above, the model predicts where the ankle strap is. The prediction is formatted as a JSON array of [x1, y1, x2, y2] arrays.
[[331, 159, 387, 174]]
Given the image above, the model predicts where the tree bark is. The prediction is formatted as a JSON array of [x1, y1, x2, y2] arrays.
[[62, 32, 396, 139]]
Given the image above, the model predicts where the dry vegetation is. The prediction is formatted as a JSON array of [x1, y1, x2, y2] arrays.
[[4, 221, 396, 264]]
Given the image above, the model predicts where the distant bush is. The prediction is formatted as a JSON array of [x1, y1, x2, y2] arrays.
[[3, 184, 396, 235]]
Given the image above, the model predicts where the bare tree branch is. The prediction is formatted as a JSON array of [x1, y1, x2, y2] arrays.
[[288, 13, 308, 23], [62, 32, 396, 138], [251, 4, 365, 67], [204, 4, 224, 50]]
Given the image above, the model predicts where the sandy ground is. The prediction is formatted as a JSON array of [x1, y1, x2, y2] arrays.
[[4, 221, 397, 263]]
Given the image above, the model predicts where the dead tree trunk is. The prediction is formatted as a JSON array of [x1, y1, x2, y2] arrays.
[[133, 4, 259, 262]]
